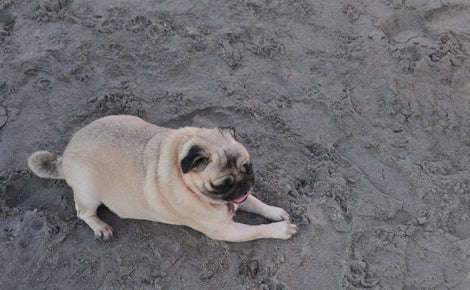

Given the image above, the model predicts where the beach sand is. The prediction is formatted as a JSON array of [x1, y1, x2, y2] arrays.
[[1, 0, 470, 288]]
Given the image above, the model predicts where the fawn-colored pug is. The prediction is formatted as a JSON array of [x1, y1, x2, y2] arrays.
[[28, 115, 298, 242]]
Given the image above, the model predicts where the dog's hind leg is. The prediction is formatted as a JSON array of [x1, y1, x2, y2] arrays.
[[71, 184, 114, 240]]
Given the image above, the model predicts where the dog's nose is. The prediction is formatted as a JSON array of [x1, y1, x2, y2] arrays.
[[242, 161, 253, 175]]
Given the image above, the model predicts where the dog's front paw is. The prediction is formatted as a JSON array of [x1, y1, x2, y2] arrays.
[[265, 206, 291, 221], [272, 220, 298, 239], [94, 224, 114, 241]]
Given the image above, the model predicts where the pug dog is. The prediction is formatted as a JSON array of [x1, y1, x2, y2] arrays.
[[28, 115, 298, 242]]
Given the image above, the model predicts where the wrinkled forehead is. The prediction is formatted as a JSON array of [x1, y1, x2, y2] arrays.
[[214, 146, 246, 166], [199, 128, 249, 160]]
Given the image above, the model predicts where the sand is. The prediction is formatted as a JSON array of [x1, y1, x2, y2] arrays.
[[1, 0, 470, 288]]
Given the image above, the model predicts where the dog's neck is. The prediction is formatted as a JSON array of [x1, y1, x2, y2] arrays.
[[176, 164, 236, 215]]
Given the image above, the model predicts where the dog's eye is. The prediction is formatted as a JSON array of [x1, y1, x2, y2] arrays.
[[212, 177, 233, 193], [193, 157, 209, 170]]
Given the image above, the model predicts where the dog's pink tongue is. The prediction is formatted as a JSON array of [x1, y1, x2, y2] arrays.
[[234, 190, 251, 203]]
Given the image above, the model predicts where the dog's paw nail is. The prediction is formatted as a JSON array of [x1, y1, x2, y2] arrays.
[[267, 207, 290, 221], [274, 221, 299, 239], [288, 223, 299, 235], [282, 211, 290, 221], [94, 225, 114, 240]]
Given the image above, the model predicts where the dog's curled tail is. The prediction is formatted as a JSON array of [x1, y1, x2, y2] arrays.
[[28, 151, 65, 179]]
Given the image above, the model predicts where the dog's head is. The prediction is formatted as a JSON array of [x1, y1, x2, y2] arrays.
[[178, 127, 254, 204]]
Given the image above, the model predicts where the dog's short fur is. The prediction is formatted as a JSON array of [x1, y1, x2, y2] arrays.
[[28, 115, 298, 242]]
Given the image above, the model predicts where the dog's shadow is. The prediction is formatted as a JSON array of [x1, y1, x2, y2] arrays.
[[233, 210, 269, 226]]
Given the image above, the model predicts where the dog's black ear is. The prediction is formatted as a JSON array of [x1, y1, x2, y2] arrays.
[[218, 126, 236, 138], [180, 145, 209, 174], [219, 126, 242, 142]]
